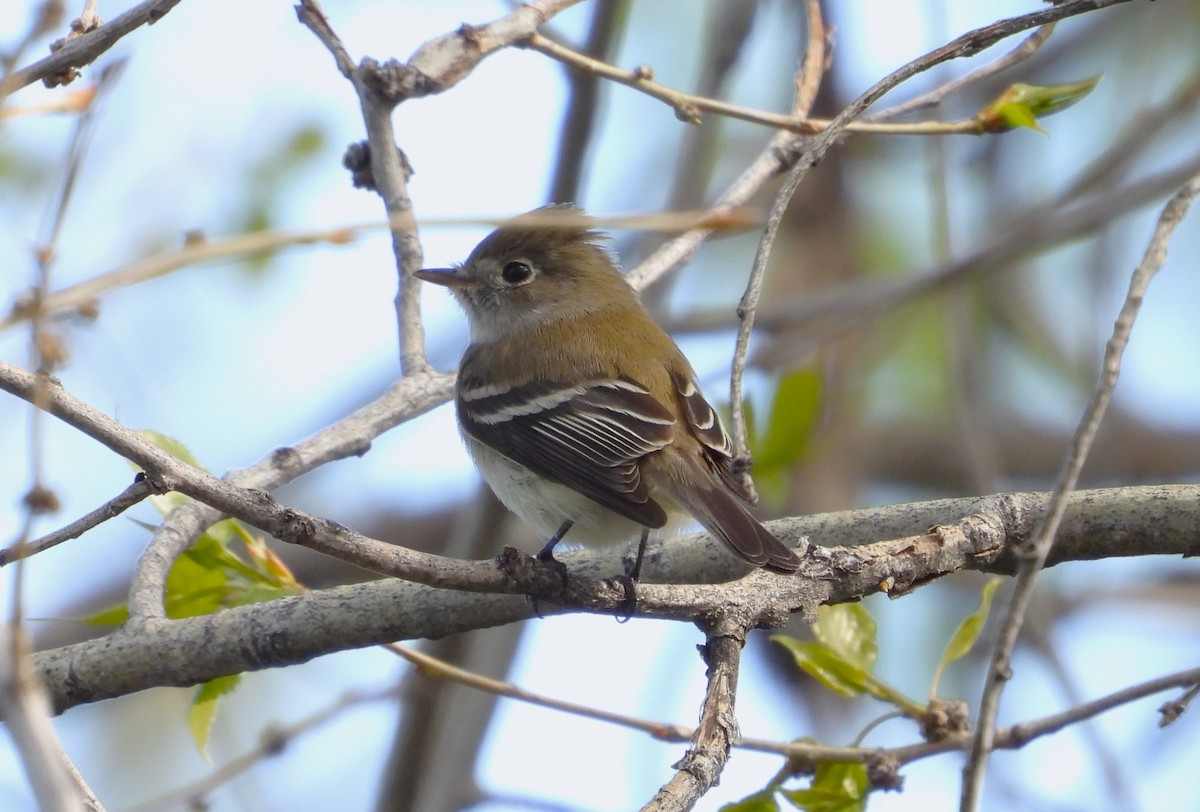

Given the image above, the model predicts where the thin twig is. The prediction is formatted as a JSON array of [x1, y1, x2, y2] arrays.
[[21, 45, 122, 547], [1158, 681, 1200, 728], [295, 0, 428, 374], [0, 84, 98, 118], [125, 687, 401, 812], [0, 475, 161, 567], [387, 642, 691, 742], [547, 0, 627, 204], [611, 5, 1129, 298], [369, 631, 1200, 789], [1, 224, 370, 332], [7, 0, 184, 91], [294, 0, 596, 374], [866, 22, 1056, 122], [736, 664, 1200, 769], [292, 0, 354, 77], [961, 172, 1200, 810], [62, 755, 105, 812], [0, 12, 120, 810], [726, 0, 826, 490], [394, 625, 1200, 801], [1, 210, 752, 333], [526, 30, 997, 137]]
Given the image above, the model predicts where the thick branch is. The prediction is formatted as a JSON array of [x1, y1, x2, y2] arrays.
[[26, 485, 1200, 715]]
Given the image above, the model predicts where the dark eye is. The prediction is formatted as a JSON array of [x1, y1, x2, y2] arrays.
[[501, 261, 533, 285]]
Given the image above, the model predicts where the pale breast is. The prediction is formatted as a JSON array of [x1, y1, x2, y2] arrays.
[[465, 434, 683, 547]]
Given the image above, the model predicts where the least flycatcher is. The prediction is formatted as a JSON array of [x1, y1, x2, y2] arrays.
[[415, 205, 801, 577]]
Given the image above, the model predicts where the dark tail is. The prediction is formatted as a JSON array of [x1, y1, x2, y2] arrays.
[[674, 482, 801, 573]]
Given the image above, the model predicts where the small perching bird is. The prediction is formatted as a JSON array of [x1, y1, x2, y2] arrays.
[[415, 205, 801, 580]]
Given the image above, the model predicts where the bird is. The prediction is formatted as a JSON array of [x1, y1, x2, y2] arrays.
[[414, 205, 801, 582]]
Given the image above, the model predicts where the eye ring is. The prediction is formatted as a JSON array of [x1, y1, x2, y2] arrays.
[[501, 261, 534, 285]]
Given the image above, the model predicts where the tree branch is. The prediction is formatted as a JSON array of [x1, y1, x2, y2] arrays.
[[7, 0, 184, 91], [24, 484, 1200, 715], [0, 361, 463, 615], [0, 223, 370, 333], [727, 0, 826, 494], [125, 686, 399, 811], [630, 0, 1137, 323], [0, 475, 160, 567], [295, 0, 428, 374], [644, 619, 746, 811], [124, 369, 456, 619], [962, 169, 1200, 808], [1, 625, 92, 811], [735, 664, 1200, 772], [866, 22, 1057, 122], [526, 17, 1071, 137]]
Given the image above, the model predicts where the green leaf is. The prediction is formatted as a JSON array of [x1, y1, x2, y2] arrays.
[[977, 76, 1102, 133], [188, 674, 241, 761], [774, 606, 926, 717], [136, 429, 206, 470], [782, 762, 869, 812], [930, 578, 1002, 698], [80, 602, 129, 626], [774, 636, 924, 714], [162, 531, 303, 619], [773, 637, 872, 698], [994, 101, 1043, 133], [753, 368, 822, 475], [114, 429, 303, 752], [812, 604, 877, 672], [721, 790, 780, 812], [120, 430, 303, 618], [165, 538, 230, 619]]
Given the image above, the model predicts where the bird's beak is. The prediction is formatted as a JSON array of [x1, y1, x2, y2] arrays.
[[413, 267, 470, 287]]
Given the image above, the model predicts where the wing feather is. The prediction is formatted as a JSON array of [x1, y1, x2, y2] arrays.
[[458, 376, 675, 527], [670, 370, 754, 503]]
